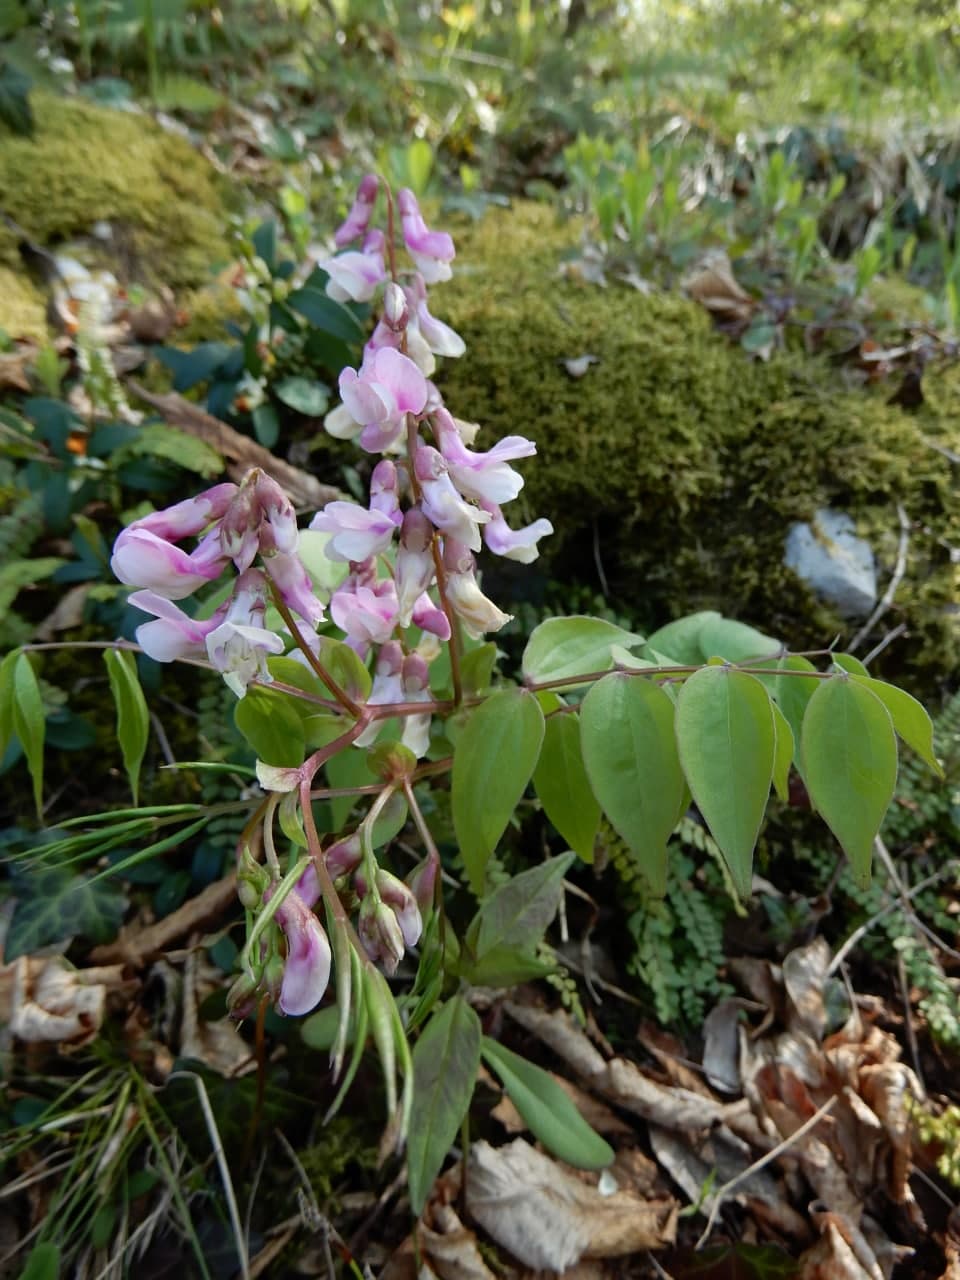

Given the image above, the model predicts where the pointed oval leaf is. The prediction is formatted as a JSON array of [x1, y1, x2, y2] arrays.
[[481, 1038, 613, 1170], [521, 616, 644, 685], [832, 652, 869, 677], [452, 689, 545, 894], [850, 674, 943, 779], [644, 611, 722, 665], [408, 996, 482, 1215], [0, 648, 18, 761], [13, 653, 45, 818], [534, 714, 600, 861], [775, 654, 817, 769], [802, 675, 898, 887], [467, 853, 575, 963], [696, 616, 780, 665], [234, 688, 306, 767], [770, 698, 795, 803], [676, 666, 776, 897], [580, 673, 683, 896], [103, 649, 150, 804]]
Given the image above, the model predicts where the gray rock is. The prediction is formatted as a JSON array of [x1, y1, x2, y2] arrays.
[[784, 508, 878, 619]]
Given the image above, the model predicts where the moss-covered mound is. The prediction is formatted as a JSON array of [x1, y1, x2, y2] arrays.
[[437, 204, 959, 685], [0, 92, 231, 337]]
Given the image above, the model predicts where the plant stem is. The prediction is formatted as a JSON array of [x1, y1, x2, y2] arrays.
[[266, 582, 364, 718]]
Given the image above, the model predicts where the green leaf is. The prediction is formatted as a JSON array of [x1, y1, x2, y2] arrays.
[[461, 642, 498, 697], [452, 689, 545, 894], [644, 611, 722, 665], [0, 558, 67, 614], [676, 667, 776, 897], [287, 287, 365, 342], [774, 655, 817, 769], [580, 673, 683, 896], [119, 423, 223, 478], [832, 652, 869, 677], [314, 636, 372, 703], [18, 1244, 60, 1280], [234, 688, 305, 767], [459, 945, 558, 987], [467, 854, 574, 963], [103, 650, 150, 804], [696, 616, 780, 665], [405, 138, 435, 196], [407, 996, 481, 1215], [850, 675, 942, 778], [0, 59, 33, 137], [802, 675, 898, 887], [13, 653, 44, 817], [770, 699, 794, 803], [274, 376, 330, 417], [252, 219, 277, 271], [6, 867, 127, 961], [521, 616, 644, 685], [534, 713, 600, 861], [251, 403, 279, 449], [481, 1039, 613, 1170], [0, 648, 18, 760]]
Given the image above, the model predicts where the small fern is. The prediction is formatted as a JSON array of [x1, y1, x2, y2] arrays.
[[608, 824, 733, 1026]]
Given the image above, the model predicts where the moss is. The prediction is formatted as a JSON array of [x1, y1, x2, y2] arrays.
[[437, 203, 959, 685], [0, 267, 47, 340], [0, 91, 231, 333]]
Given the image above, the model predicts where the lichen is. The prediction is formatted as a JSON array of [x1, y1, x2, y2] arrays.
[[437, 203, 960, 684], [0, 91, 232, 337]]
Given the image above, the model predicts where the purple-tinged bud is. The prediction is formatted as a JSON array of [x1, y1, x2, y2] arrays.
[[359, 896, 406, 975], [254, 472, 299, 556], [383, 281, 409, 331], [218, 480, 261, 572], [407, 857, 439, 913], [376, 869, 422, 948], [227, 972, 260, 1020], [396, 508, 436, 627], [325, 833, 363, 879], [333, 174, 379, 248], [295, 860, 321, 909]]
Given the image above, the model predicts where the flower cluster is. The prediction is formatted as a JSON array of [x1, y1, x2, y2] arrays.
[[111, 471, 323, 698], [110, 181, 550, 1017]]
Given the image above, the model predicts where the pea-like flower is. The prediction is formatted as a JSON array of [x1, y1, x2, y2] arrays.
[[338, 347, 429, 453], [205, 569, 285, 698], [333, 174, 379, 248], [397, 189, 455, 284], [310, 460, 402, 563], [414, 445, 489, 552], [318, 230, 386, 304], [273, 888, 332, 1016], [433, 408, 535, 505], [126, 591, 227, 662], [442, 538, 512, 638], [482, 503, 554, 564]]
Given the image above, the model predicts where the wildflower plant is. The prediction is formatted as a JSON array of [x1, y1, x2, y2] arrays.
[[0, 179, 945, 1210]]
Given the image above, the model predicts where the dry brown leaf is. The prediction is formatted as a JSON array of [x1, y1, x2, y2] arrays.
[[684, 251, 754, 323], [34, 583, 93, 641], [179, 951, 254, 1076], [703, 998, 750, 1095], [6, 956, 128, 1046], [127, 381, 342, 511], [418, 1204, 499, 1280], [466, 1139, 676, 1271], [783, 938, 831, 1038], [0, 349, 33, 392]]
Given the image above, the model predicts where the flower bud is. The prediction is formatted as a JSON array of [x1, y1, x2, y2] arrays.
[[407, 857, 438, 912], [226, 971, 260, 1019], [325, 832, 363, 879], [359, 896, 406, 974], [376, 869, 423, 948], [383, 281, 409, 331]]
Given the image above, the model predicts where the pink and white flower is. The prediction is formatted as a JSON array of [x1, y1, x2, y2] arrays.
[[482, 503, 554, 564], [433, 408, 535, 505], [414, 445, 489, 552], [127, 591, 226, 663], [396, 507, 435, 626], [318, 231, 386, 304], [311, 461, 402, 563], [273, 888, 332, 1016], [264, 550, 326, 629], [330, 572, 399, 650], [400, 653, 433, 758], [338, 347, 428, 454], [333, 174, 379, 248], [205, 569, 285, 698], [111, 526, 227, 600], [442, 538, 512, 638], [397, 189, 455, 284]]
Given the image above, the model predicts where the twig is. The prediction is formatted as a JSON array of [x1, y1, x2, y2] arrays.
[[693, 1095, 838, 1250], [169, 1071, 249, 1280], [848, 503, 910, 654], [827, 860, 960, 975], [862, 621, 908, 666], [88, 870, 238, 964]]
